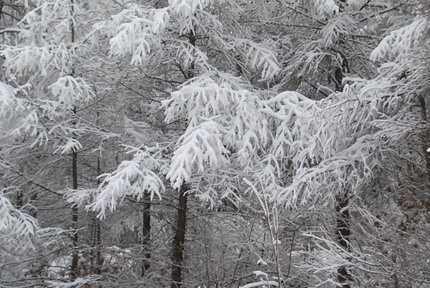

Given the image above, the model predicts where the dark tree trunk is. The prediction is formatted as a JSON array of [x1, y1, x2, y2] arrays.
[[170, 29, 195, 288], [93, 156, 102, 275], [336, 193, 352, 287], [70, 150, 79, 281], [141, 192, 151, 276], [69, 1, 79, 281], [90, 216, 102, 275], [334, 59, 352, 287], [170, 186, 188, 288]]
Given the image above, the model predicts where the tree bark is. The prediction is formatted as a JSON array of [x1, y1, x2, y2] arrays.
[[335, 193, 351, 287], [170, 186, 188, 288], [141, 192, 151, 276], [93, 156, 102, 275], [334, 59, 352, 287], [90, 216, 102, 275], [170, 29, 195, 288], [89, 153, 102, 275], [69, 0, 79, 280], [70, 150, 79, 281]]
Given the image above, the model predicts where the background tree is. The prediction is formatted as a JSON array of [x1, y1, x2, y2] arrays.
[[0, 0, 118, 286]]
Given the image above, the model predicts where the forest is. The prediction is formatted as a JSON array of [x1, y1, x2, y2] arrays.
[[0, 0, 429, 287]]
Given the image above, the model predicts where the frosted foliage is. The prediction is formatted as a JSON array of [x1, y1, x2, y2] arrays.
[[234, 39, 280, 80], [167, 120, 230, 189], [0, 82, 15, 109], [263, 91, 316, 160], [46, 276, 102, 288], [312, 0, 339, 18], [124, 116, 163, 145], [297, 232, 375, 287], [232, 95, 268, 168], [370, 17, 428, 62], [281, 135, 379, 207], [193, 174, 241, 208], [0, 82, 23, 121], [173, 40, 211, 72], [163, 73, 269, 168], [0, 83, 39, 145], [168, 0, 216, 33], [10, 111, 40, 142], [163, 75, 240, 122], [3, 78, 94, 149], [20, 0, 76, 40], [64, 189, 97, 207], [1, 0, 77, 77], [49, 76, 95, 109], [186, 8, 224, 40], [90, 146, 165, 218], [0, 191, 38, 247], [240, 280, 279, 288], [169, 0, 215, 18], [54, 138, 82, 154], [265, 86, 382, 207], [94, 4, 169, 65], [1, 44, 71, 77], [321, 15, 355, 47]]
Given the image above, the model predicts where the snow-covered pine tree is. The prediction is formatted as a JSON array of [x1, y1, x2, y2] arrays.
[[89, 0, 281, 286], [0, 81, 40, 283], [249, 0, 430, 286], [0, 0, 115, 285]]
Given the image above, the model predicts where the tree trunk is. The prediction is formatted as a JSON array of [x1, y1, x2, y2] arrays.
[[70, 150, 79, 281], [334, 59, 352, 287], [170, 186, 188, 288], [69, 0, 79, 280], [141, 192, 151, 276], [94, 156, 102, 275], [90, 216, 102, 275], [170, 29, 195, 287], [335, 193, 351, 287]]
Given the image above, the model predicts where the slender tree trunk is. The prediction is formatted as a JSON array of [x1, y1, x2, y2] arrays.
[[170, 29, 195, 288], [335, 193, 351, 287], [90, 215, 102, 274], [16, 166, 25, 208], [96, 218, 102, 272], [91, 152, 102, 275], [170, 186, 188, 288], [69, 1, 79, 280], [69, 0, 78, 271], [141, 192, 151, 276], [70, 150, 79, 281], [95, 157, 102, 274], [334, 59, 352, 287]]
